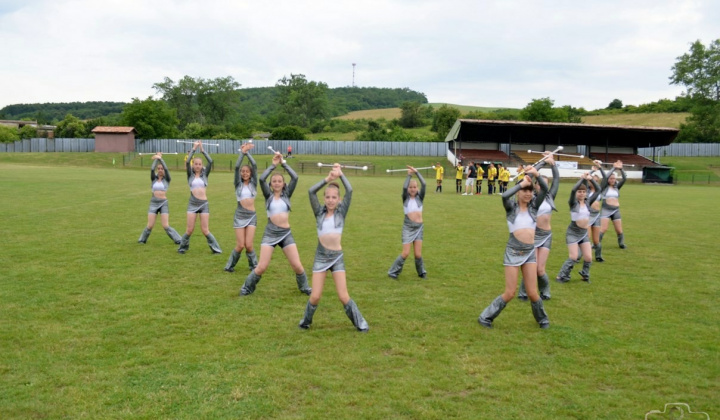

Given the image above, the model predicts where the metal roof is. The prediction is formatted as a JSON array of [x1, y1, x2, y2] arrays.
[[445, 119, 679, 148]]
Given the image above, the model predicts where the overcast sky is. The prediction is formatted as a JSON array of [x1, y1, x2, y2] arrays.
[[1, 0, 718, 112]]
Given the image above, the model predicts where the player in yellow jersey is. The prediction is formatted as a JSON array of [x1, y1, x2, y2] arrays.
[[487, 163, 498, 195], [455, 161, 464, 193], [498, 164, 510, 193], [475, 164, 485, 194], [434, 162, 444, 193]]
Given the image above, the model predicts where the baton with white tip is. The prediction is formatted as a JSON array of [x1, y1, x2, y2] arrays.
[[511, 146, 564, 182], [138, 152, 179, 155], [176, 140, 220, 147], [267, 146, 286, 163], [317, 163, 368, 171], [386, 166, 435, 173]]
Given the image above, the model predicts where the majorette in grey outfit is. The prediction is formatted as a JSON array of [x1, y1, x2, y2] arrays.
[[298, 171, 369, 332], [177, 146, 223, 254], [138, 156, 183, 245], [224, 147, 259, 273], [478, 169, 550, 329], [555, 176, 601, 283], [240, 156, 311, 296], [598, 164, 628, 251], [519, 161, 559, 301], [388, 168, 428, 280]]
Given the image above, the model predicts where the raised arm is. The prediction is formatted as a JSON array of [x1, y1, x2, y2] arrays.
[[186, 149, 195, 179], [616, 168, 627, 189], [151, 158, 159, 182], [200, 149, 212, 178], [259, 164, 274, 199], [234, 153, 245, 188], [568, 178, 584, 208], [338, 173, 352, 216], [531, 175, 549, 211], [402, 174, 411, 202], [283, 162, 299, 198], [587, 177, 602, 205], [308, 178, 326, 216], [416, 171, 426, 201]]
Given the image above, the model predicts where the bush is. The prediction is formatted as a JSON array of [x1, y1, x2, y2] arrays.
[[270, 126, 306, 140], [0, 124, 20, 143]]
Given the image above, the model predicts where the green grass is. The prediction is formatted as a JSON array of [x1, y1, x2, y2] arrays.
[[0, 155, 719, 419]]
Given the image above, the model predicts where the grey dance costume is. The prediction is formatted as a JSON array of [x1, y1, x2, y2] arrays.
[[177, 148, 222, 254], [478, 176, 550, 329], [137, 158, 182, 244], [555, 177, 601, 283], [240, 161, 311, 296], [519, 162, 559, 301], [298, 174, 368, 332], [599, 166, 628, 249], [224, 151, 259, 272], [388, 171, 428, 279]]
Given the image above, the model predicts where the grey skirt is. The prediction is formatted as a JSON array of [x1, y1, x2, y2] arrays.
[[234, 204, 257, 228], [534, 226, 552, 250], [504, 233, 536, 266], [589, 209, 601, 227], [312, 242, 345, 273], [148, 196, 169, 215], [402, 216, 424, 244], [601, 202, 620, 220], [261, 220, 295, 247], [187, 194, 209, 214], [565, 222, 589, 245]]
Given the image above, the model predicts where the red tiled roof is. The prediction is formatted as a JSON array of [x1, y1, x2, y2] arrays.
[[91, 126, 137, 134]]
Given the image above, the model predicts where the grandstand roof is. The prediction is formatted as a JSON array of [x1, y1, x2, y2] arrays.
[[445, 119, 679, 148]]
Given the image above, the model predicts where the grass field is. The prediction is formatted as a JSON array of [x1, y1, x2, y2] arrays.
[[1, 155, 719, 419]]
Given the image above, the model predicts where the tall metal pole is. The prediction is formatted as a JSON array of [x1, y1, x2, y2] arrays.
[[352, 63, 356, 87]]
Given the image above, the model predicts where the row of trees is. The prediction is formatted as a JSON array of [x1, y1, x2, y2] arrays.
[[3, 38, 717, 143]]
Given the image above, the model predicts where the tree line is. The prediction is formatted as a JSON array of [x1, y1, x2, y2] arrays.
[[1, 38, 717, 143]]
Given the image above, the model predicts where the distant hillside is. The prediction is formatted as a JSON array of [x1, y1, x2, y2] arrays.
[[335, 108, 402, 120], [0, 101, 126, 122], [0, 86, 428, 123], [426, 103, 518, 113], [581, 113, 689, 129]]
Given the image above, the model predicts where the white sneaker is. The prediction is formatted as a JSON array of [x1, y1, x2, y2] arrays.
[[462, 193, 468, 195]]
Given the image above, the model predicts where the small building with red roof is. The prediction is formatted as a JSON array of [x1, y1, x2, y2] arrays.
[[92, 126, 137, 152]]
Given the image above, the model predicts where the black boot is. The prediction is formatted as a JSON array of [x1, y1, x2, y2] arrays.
[[531, 299, 550, 329], [343, 299, 369, 332], [298, 301, 318, 330], [224, 250, 241, 272], [205, 233, 222, 254], [618, 233, 626, 249], [579, 261, 592, 283], [177, 234, 190, 254], [478, 295, 507, 328], [556, 258, 575, 283], [246, 250, 258, 271], [414, 257, 427, 279], [164, 226, 182, 244], [296, 271, 312, 295], [388, 255, 406, 279], [518, 281, 528, 301], [594, 242, 604, 262], [138, 227, 151, 244], [240, 270, 262, 296], [538, 273, 551, 300]]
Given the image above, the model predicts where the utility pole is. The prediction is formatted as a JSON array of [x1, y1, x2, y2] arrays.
[[352, 63, 356, 87]]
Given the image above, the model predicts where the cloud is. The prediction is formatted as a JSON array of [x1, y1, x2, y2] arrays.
[[1, 0, 718, 111]]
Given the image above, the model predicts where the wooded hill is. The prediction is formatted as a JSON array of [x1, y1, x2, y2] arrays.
[[0, 86, 428, 123]]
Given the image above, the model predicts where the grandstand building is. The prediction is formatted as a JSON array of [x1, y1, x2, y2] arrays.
[[445, 119, 679, 183]]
